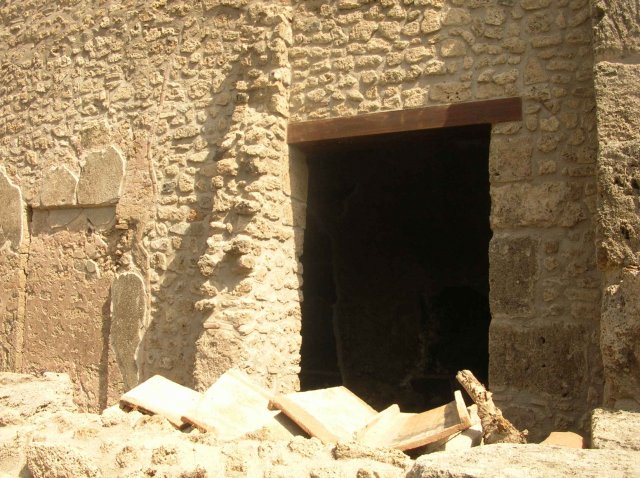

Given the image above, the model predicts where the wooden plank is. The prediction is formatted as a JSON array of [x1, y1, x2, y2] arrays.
[[269, 386, 378, 444], [182, 369, 292, 441], [357, 391, 472, 451], [288, 97, 522, 146], [120, 375, 202, 428]]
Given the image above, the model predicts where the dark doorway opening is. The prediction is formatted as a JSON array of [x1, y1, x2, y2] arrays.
[[299, 124, 492, 412]]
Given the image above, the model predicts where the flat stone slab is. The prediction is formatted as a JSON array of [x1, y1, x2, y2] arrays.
[[407, 444, 640, 478], [592, 408, 640, 451]]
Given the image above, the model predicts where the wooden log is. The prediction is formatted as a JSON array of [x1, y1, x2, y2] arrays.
[[456, 370, 527, 445]]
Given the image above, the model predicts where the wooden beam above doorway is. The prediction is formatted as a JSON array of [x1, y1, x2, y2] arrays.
[[287, 97, 522, 147]]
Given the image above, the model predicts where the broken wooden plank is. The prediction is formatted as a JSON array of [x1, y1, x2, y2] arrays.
[[356, 391, 472, 451], [269, 386, 378, 444], [425, 404, 483, 452], [120, 375, 202, 428], [287, 97, 522, 146], [182, 368, 294, 441]]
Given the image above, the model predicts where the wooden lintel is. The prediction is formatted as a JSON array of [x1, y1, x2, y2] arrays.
[[287, 97, 522, 146]]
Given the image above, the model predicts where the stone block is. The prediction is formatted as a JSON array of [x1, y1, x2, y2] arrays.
[[491, 182, 585, 228], [0, 169, 23, 250], [591, 408, 640, 451], [23, 230, 115, 411], [489, 319, 596, 399], [596, 141, 640, 268], [594, 63, 640, 143], [407, 444, 640, 478], [488, 135, 533, 182], [593, 1, 640, 55], [601, 268, 640, 408], [27, 443, 101, 478], [111, 272, 146, 391], [489, 236, 537, 315], [77, 145, 125, 206], [39, 166, 78, 207]]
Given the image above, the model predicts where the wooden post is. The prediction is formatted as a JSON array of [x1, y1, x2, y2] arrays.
[[456, 369, 527, 445]]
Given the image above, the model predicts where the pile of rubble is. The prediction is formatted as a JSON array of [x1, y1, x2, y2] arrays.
[[1, 371, 639, 478]]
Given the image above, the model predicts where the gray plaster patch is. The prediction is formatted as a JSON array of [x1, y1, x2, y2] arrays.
[[39, 166, 78, 207], [47, 209, 83, 229], [0, 169, 23, 250], [110, 271, 146, 391], [86, 207, 116, 230], [77, 146, 125, 206]]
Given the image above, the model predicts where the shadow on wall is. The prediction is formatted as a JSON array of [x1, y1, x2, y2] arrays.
[[134, 7, 246, 390]]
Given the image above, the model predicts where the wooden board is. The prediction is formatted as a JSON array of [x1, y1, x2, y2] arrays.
[[182, 368, 289, 440], [269, 386, 378, 444], [288, 97, 522, 147], [356, 391, 472, 451], [120, 375, 202, 428]]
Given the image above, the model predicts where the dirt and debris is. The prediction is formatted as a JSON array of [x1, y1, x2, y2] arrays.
[[1, 371, 639, 478]]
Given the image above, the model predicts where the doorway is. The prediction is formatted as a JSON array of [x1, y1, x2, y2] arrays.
[[299, 124, 492, 412]]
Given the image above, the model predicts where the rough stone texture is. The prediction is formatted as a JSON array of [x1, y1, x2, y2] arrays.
[[0, 373, 409, 478], [489, 236, 537, 316], [0, 0, 611, 438], [77, 146, 125, 206], [591, 408, 640, 451], [0, 248, 24, 373], [592, 0, 640, 57], [289, 0, 601, 436], [39, 165, 78, 207], [489, 319, 601, 441], [110, 272, 146, 391], [27, 443, 102, 478], [593, 2, 640, 412], [0, 372, 76, 426], [600, 268, 640, 409], [407, 444, 640, 478], [0, 169, 26, 374], [594, 63, 640, 144], [0, 168, 23, 250]]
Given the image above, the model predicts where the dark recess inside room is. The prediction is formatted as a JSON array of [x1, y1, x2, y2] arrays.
[[299, 124, 493, 412]]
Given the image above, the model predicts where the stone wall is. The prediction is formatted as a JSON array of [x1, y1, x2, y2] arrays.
[[592, 0, 640, 410], [0, 0, 299, 409], [289, 0, 601, 438], [0, 0, 617, 439]]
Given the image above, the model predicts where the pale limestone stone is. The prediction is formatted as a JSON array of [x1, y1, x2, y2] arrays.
[[489, 236, 537, 315], [591, 408, 640, 450], [407, 444, 640, 478], [27, 443, 101, 478], [39, 166, 78, 207], [110, 271, 146, 391], [521, 0, 551, 9], [0, 169, 23, 250], [491, 182, 583, 228], [439, 38, 466, 57], [489, 135, 533, 182], [77, 146, 125, 206]]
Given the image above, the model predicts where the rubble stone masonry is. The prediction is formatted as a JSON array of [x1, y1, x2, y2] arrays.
[[0, 0, 636, 439]]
